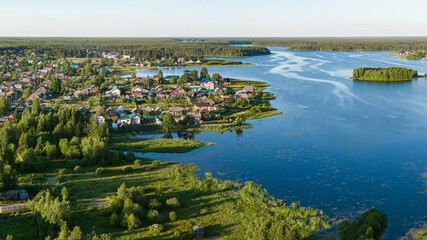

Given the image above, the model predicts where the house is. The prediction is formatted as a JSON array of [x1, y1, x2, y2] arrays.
[[15, 102, 30, 112], [116, 106, 128, 117], [131, 86, 144, 96], [80, 106, 89, 115], [0, 202, 29, 214], [193, 225, 204, 239], [63, 95, 71, 101], [117, 112, 141, 125], [188, 112, 202, 121], [168, 107, 185, 117], [74, 89, 89, 97], [204, 81, 217, 90], [26, 92, 41, 101], [171, 87, 185, 97], [34, 87, 48, 95], [106, 106, 116, 116], [0, 189, 28, 201], [106, 87, 121, 97], [96, 113, 106, 124], [193, 102, 219, 112], [88, 85, 99, 94], [243, 85, 254, 93]]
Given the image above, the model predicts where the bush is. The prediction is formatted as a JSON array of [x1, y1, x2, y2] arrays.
[[127, 213, 141, 230], [147, 210, 160, 223], [58, 168, 68, 175], [74, 166, 83, 173], [148, 224, 164, 236], [110, 212, 120, 227], [123, 166, 133, 173], [148, 198, 163, 210], [169, 211, 177, 222], [95, 167, 105, 175], [166, 197, 181, 208], [134, 160, 142, 166], [126, 151, 135, 163], [66, 159, 81, 168], [151, 160, 161, 168]]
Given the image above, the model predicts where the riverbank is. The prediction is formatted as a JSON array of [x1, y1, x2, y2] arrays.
[[110, 133, 213, 153], [0, 157, 331, 239], [113, 63, 254, 76]]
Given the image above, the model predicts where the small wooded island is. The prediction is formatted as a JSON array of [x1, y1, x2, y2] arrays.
[[351, 67, 419, 82]]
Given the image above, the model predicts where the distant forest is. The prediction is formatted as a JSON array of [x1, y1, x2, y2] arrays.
[[352, 67, 418, 81], [178, 38, 427, 52], [3, 38, 427, 58], [0, 38, 270, 58]]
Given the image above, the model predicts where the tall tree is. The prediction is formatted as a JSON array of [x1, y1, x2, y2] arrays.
[[200, 67, 208, 79]]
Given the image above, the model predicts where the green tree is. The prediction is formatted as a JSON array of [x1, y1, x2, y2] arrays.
[[49, 79, 61, 94], [0, 98, 11, 115], [338, 208, 387, 240], [61, 187, 69, 201], [169, 211, 177, 222], [200, 67, 208, 79], [127, 213, 141, 230], [32, 97, 41, 115], [1, 165, 17, 190], [211, 73, 222, 82], [162, 113, 173, 133], [69, 226, 83, 240]]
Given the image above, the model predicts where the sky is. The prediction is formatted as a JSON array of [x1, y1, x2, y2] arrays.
[[1, 0, 427, 37]]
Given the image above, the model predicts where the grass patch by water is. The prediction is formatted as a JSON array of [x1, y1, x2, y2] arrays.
[[110, 133, 209, 153]]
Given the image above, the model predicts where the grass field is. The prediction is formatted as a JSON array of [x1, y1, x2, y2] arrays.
[[110, 133, 210, 153], [0, 159, 292, 239]]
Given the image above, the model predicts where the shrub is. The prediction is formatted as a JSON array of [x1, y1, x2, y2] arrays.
[[169, 211, 177, 222], [148, 198, 163, 210], [58, 168, 68, 175], [74, 166, 83, 173], [147, 210, 160, 223], [134, 160, 142, 166], [148, 224, 164, 236], [127, 213, 141, 230], [66, 159, 80, 168], [110, 212, 120, 227], [123, 166, 133, 173], [95, 167, 105, 175], [151, 160, 161, 168], [126, 151, 135, 162], [166, 197, 181, 208]]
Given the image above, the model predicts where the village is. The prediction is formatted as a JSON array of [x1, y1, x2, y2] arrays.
[[0, 52, 278, 132]]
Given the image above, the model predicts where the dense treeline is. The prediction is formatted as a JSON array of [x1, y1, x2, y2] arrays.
[[338, 208, 387, 240], [352, 67, 418, 81], [176, 38, 427, 52], [0, 38, 270, 58], [0, 103, 117, 191]]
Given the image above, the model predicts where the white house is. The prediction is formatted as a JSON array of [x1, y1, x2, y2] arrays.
[[106, 87, 121, 97], [96, 113, 106, 124]]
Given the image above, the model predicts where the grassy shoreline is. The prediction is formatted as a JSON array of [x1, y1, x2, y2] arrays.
[[1, 157, 330, 239], [110, 133, 211, 153], [113, 63, 254, 76]]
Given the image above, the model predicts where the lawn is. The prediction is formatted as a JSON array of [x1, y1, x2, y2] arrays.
[[110, 133, 210, 153]]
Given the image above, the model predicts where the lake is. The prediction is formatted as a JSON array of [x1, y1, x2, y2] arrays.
[[134, 48, 427, 239]]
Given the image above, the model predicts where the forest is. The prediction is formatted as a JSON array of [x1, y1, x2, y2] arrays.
[[176, 38, 427, 52], [351, 67, 419, 82], [0, 38, 270, 59]]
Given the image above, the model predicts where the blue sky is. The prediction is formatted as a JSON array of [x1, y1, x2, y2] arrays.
[[1, 0, 426, 37]]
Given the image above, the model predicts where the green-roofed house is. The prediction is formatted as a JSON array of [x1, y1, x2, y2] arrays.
[[117, 112, 141, 125]]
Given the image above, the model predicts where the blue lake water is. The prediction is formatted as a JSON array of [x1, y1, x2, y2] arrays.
[[135, 48, 427, 239]]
